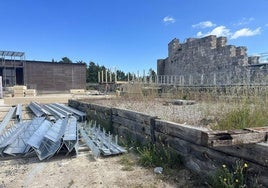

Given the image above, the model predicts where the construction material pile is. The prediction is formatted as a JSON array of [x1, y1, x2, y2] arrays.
[[13, 85, 26, 97], [0, 102, 126, 160], [25, 89, 36, 97], [79, 121, 127, 158], [12, 85, 37, 97]]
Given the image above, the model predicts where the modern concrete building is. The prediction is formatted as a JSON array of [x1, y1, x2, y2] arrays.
[[0, 51, 86, 91]]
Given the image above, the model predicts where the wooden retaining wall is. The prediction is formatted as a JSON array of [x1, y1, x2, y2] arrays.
[[69, 100, 268, 186]]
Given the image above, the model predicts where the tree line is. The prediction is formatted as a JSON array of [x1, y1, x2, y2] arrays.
[[86, 61, 156, 83], [56, 57, 156, 83]]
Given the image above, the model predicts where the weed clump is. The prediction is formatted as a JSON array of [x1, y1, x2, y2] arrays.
[[136, 144, 181, 169], [214, 104, 268, 130], [210, 161, 249, 188]]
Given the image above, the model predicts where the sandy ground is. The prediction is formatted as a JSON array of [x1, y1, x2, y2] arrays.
[[0, 151, 202, 188]]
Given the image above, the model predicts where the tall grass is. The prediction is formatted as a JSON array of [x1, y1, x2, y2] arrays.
[[117, 83, 268, 130]]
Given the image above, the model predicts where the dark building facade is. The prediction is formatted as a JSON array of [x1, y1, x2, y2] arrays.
[[0, 52, 86, 91], [24, 61, 86, 91]]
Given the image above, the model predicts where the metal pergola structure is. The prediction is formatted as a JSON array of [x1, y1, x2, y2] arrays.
[[0, 50, 25, 87], [0, 51, 25, 59]]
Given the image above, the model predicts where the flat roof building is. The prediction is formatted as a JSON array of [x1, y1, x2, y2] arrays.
[[0, 51, 86, 91]]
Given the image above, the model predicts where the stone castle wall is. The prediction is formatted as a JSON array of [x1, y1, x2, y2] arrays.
[[157, 35, 264, 85]]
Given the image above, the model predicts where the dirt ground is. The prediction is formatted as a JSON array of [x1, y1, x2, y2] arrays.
[[0, 151, 203, 188]]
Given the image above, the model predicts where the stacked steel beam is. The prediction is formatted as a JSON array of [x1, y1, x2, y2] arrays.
[[0, 102, 126, 160]]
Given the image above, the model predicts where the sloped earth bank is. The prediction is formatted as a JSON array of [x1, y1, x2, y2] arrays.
[[0, 152, 206, 188]]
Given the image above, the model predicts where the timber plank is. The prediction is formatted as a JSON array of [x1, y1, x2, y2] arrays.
[[155, 131, 268, 186], [112, 108, 154, 124], [117, 126, 150, 144], [202, 129, 267, 147], [213, 142, 268, 168], [112, 116, 151, 136], [155, 119, 205, 145]]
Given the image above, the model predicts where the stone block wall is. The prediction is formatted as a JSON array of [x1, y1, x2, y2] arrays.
[[157, 35, 264, 85]]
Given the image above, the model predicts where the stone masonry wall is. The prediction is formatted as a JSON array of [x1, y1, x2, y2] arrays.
[[157, 35, 259, 81]]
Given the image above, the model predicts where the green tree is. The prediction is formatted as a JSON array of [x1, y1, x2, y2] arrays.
[[87, 61, 107, 83], [116, 70, 127, 81], [59, 57, 73, 63], [76, 60, 85, 64]]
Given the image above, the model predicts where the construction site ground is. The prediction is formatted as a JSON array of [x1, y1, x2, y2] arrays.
[[0, 94, 205, 188]]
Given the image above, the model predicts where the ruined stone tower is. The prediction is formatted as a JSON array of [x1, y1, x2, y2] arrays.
[[157, 35, 264, 85]]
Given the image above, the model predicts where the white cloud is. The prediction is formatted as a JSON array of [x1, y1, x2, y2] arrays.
[[231, 27, 261, 39], [192, 21, 216, 28], [265, 23, 268, 27], [163, 16, 176, 24], [196, 26, 231, 38], [197, 31, 203, 37], [235, 17, 255, 26], [209, 26, 231, 37]]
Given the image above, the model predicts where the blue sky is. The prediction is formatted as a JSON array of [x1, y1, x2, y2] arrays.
[[1, 0, 267, 73]]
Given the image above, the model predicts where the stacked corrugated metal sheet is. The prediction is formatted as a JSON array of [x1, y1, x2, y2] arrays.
[[0, 102, 126, 160]]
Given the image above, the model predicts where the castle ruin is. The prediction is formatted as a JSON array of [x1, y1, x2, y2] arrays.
[[157, 35, 267, 86]]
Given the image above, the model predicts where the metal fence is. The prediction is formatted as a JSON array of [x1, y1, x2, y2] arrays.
[[156, 69, 268, 86]]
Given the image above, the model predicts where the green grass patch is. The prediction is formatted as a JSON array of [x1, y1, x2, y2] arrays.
[[136, 144, 181, 169], [214, 103, 268, 130]]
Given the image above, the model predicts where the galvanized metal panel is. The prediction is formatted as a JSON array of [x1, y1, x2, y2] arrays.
[[4, 117, 45, 155], [0, 107, 16, 135], [27, 120, 52, 149], [63, 116, 78, 152]]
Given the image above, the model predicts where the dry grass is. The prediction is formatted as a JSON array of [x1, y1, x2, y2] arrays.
[[81, 84, 268, 130]]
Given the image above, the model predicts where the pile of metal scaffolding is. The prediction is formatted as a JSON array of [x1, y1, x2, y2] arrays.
[[79, 121, 127, 158], [0, 102, 126, 160]]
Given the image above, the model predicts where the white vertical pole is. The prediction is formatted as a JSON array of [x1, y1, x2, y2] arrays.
[[114, 67, 117, 83], [105, 69, 108, 83], [0, 76, 2, 99], [109, 68, 112, 83]]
